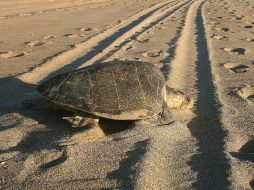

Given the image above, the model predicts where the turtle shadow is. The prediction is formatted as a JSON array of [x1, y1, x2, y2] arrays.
[[0, 109, 71, 155], [0, 76, 73, 155], [0, 108, 136, 156], [99, 118, 135, 135], [0, 76, 36, 115]]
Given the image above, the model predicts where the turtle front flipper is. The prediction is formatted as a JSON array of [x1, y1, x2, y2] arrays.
[[139, 105, 174, 126]]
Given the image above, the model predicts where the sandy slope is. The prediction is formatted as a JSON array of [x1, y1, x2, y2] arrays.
[[0, 0, 253, 189]]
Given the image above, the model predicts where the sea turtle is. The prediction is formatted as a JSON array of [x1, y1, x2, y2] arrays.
[[37, 61, 192, 128]]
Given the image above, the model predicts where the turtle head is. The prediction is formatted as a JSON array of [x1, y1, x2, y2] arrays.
[[163, 85, 193, 110]]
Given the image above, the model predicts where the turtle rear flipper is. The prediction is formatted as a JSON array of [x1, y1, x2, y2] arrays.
[[61, 116, 105, 144], [62, 115, 99, 128]]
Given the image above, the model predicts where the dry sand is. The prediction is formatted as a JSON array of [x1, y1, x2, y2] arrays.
[[0, 0, 254, 189]]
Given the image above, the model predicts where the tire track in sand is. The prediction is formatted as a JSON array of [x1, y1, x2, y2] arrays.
[[187, 1, 230, 189], [134, 1, 199, 189], [17, 0, 191, 85], [135, 0, 230, 189]]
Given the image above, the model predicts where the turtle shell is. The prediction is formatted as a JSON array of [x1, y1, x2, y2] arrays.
[[37, 61, 166, 120]]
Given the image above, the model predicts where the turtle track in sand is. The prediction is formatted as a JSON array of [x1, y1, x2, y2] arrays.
[[186, 2, 230, 189]]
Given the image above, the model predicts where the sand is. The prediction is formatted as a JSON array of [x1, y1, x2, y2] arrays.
[[0, 0, 253, 189]]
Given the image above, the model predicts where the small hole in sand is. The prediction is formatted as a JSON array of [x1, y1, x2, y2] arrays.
[[0, 51, 27, 58], [223, 63, 249, 73]]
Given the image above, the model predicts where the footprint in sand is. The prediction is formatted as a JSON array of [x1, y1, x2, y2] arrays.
[[220, 27, 230, 32], [146, 30, 154, 35], [115, 20, 122, 24], [136, 37, 150, 43], [245, 38, 254, 42], [152, 25, 162, 30], [142, 50, 163, 58], [230, 139, 254, 189], [18, 13, 32, 17], [208, 21, 218, 25], [78, 27, 93, 32], [224, 47, 246, 55], [223, 63, 249, 73], [235, 15, 245, 20], [124, 44, 133, 51], [36, 11, 45, 14], [0, 51, 27, 58], [211, 34, 227, 40], [25, 41, 46, 47], [55, 8, 64, 12], [79, 33, 87, 37], [236, 85, 254, 106], [230, 139, 254, 162], [243, 25, 253, 29], [64, 34, 79, 39], [43, 35, 56, 40]]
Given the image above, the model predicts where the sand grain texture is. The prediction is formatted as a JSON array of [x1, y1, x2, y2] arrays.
[[1, 0, 254, 189]]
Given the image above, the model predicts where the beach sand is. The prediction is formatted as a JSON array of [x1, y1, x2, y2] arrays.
[[0, 0, 253, 189]]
